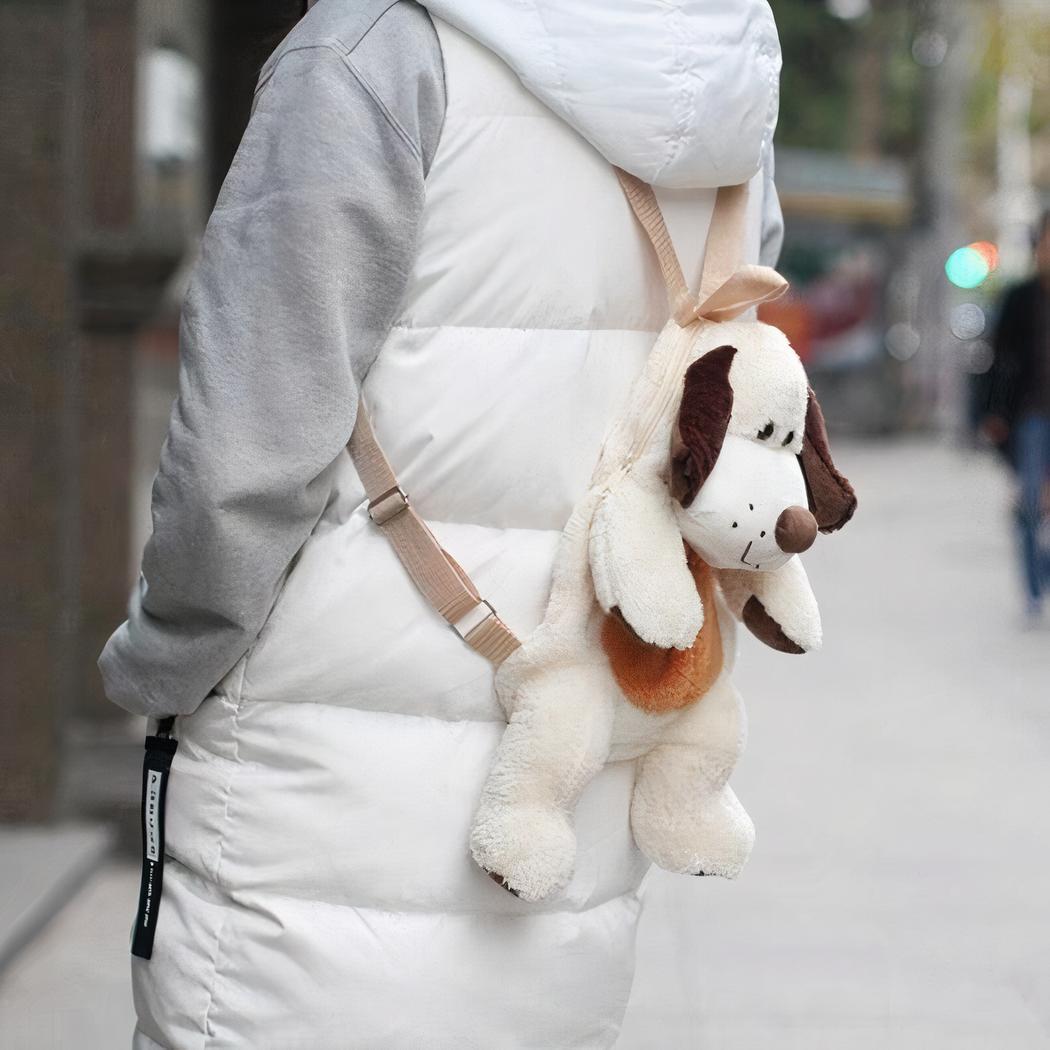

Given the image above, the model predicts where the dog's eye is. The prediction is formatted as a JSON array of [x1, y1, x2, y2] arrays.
[[782, 430, 795, 446], [758, 422, 774, 440]]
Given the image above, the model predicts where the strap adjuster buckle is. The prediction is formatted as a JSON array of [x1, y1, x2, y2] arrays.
[[450, 599, 498, 641], [368, 486, 410, 526]]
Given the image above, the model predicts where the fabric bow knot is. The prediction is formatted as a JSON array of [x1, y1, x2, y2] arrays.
[[672, 264, 788, 327]]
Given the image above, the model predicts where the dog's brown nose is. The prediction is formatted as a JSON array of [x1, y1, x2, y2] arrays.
[[775, 506, 818, 554]]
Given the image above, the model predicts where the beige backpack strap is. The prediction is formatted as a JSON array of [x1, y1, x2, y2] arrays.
[[613, 167, 690, 312], [614, 168, 783, 326], [347, 404, 521, 666]]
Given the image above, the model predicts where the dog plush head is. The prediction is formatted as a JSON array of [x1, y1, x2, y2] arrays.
[[670, 322, 856, 573], [589, 319, 855, 654]]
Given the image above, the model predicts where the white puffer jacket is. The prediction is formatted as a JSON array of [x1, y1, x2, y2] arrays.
[[133, 4, 780, 1048]]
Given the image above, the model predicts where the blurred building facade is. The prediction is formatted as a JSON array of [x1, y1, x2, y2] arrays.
[[1, 0, 301, 825]]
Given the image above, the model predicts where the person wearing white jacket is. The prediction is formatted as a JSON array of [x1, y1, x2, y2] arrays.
[[101, 1, 783, 1046]]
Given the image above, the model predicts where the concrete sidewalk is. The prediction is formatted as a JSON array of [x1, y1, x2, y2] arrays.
[[0, 825, 114, 975], [0, 861, 138, 1049], [1, 439, 1047, 1049], [620, 439, 1050, 1048]]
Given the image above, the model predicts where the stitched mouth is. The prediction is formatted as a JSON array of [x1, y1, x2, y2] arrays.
[[740, 541, 758, 568]]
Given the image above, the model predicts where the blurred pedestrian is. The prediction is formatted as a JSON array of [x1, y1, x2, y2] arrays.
[[982, 210, 1050, 623]]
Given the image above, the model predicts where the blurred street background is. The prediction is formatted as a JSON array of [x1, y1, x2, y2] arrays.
[[2, 0, 1050, 1047]]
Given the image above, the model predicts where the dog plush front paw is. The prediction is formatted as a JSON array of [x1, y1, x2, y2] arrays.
[[470, 803, 577, 903]]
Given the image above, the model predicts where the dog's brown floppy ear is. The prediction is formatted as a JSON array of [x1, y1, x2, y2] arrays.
[[671, 345, 737, 507], [799, 387, 856, 532]]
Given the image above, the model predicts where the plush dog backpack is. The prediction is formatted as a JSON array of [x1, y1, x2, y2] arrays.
[[349, 169, 856, 903]]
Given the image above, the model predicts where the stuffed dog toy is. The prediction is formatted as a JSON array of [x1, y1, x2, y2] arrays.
[[469, 179, 856, 903], [470, 321, 855, 902]]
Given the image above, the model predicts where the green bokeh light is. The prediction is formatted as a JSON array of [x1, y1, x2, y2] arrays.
[[945, 246, 990, 289]]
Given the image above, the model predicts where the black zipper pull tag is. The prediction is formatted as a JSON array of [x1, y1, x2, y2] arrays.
[[131, 721, 179, 960]]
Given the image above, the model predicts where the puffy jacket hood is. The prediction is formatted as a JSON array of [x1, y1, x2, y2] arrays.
[[419, 0, 781, 189]]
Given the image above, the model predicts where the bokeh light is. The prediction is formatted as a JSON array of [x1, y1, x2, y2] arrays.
[[949, 302, 986, 340], [912, 30, 948, 67], [970, 241, 1000, 272], [885, 322, 921, 361], [826, 0, 870, 19], [945, 245, 990, 289]]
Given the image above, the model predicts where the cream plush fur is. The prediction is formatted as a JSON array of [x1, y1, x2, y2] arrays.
[[470, 317, 829, 902]]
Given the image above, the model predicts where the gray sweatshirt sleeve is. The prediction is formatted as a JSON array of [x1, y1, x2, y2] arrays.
[[99, 5, 445, 716]]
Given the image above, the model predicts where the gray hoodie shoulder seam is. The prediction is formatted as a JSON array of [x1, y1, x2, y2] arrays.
[[253, 41, 423, 166], [341, 52, 423, 165]]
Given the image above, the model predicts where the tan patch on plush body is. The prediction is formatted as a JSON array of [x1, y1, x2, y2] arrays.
[[600, 547, 723, 713]]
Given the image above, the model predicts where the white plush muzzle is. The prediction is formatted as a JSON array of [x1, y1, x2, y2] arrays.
[[675, 434, 809, 572]]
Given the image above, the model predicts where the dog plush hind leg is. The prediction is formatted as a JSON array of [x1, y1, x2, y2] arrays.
[[469, 657, 616, 903], [629, 672, 754, 877]]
